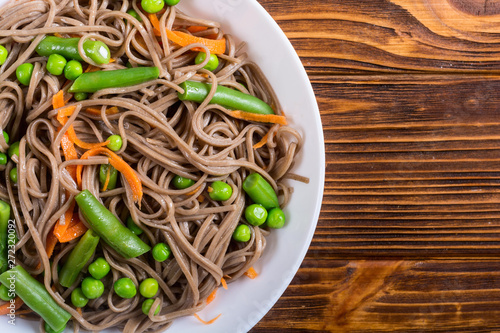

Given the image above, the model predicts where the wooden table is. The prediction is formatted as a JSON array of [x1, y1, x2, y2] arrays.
[[252, 0, 500, 331]]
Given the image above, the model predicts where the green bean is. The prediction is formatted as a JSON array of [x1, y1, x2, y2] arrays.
[[75, 190, 151, 259], [242, 173, 279, 210], [69, 67, 160, 93], [59, 229, 100, 288], [0, 200, 10, 274], [36, 36, 110, 65], [0, 266, 71, 332], [178, 81, 274, 115]]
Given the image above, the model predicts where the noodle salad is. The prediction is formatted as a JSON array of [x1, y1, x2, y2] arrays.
[[0, 0, 306, 332]]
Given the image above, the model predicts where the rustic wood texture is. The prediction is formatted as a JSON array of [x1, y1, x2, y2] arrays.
[[252, 0, 500, 331]]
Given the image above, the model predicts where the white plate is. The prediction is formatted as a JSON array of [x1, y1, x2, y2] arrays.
[[0, 0, 325, 332]]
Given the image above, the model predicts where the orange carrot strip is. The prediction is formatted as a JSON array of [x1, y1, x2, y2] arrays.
[[0, 297, 24, 316], [206, 289, 217, 305], [194, 313, 222, 325], [187, 26, 208, 33], [244, 267, 258, 279], [54, 32, 63, 38], [149, 14, 226, 54], [253, 131, 270, 149], [197, 195, 205, 203], [85, 106, 120, 116], [53, 200, 76, 241], [102, 164, 111, 191], [46, 232, 58, 259], [76, 307, 83, 316], [185, 186, 201, 196], [77, 147, 143, 203], [230, 111, 287, 125], [220, 277, 228, 290], [66, 126, 110, 150], [53, 90, 65, 109], [58, 220, 87, 243], [60, 133, 78, 180]]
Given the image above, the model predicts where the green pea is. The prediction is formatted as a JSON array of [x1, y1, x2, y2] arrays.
[[195, 52, 219, 72], [172, 175, 195, 189], [232, 224, 251, 242], [74, 92, 88, 101], [44, 322, 66, 333], [114, 277, 137, 299], [106, 134, 123, 151], [266, 207, 285, 229], [139, 278, 159, 298], [71, 287, 89, 308], [0, 284, 14, 301], [142, 299, 160, 316], [127, 9, 142, 22], [141, 0, 164, 13], [165, 0, 180, 5], [7, 141, 19, 158], [0, 45, 8, 65], [81, 277, 104, 299], [88, 257, 111, 280], [2, 131, 9, 144], [9, 167, 17, 183], [152, 242, 171, 262], [64, 60, 83, 80], [126, 216, 143, 235], [208, 181, 232, 201], [245, 204, 268, 226], [99, 164, 118, 190], [0, 153, 7, 166], [46, 54, 67, 76], [16, 63, 34, 86]]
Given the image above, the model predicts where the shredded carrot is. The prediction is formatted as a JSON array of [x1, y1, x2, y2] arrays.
[[244, 267, 258, 279], [194, 313, 222, 325], [85, 106, 120, 116], [197, 195, 205, 203], [58, 220, 87, 243], [66, 126, 110, 150], [253, 131, 270, 149], [0, 297, 24, 316], [54, 32, 63, 38], [60, 133, 78, 180], [53, 200, 76, 241], [149, 14, 226, 54], [46, 231, 58, 259], [53, 90, 65, 109], [77, 147, 143, 203], [186, 186, 201, 196], [14, 309, 32, 315], [206, 289, 217, 305], [187, 26, 208, 33], [223, 274, 232, 279], [76, 307, 83, 316], [230, 111, 288, 125], [220, 277, 228, 290], [102, 164, 111, 191]]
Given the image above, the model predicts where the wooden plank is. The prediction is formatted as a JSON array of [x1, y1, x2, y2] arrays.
[[252, 259, 500, 332], [258, 0, 500, 74], [315, 75, 500, 257]]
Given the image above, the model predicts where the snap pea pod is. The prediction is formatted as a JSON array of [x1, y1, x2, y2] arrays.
[[242, 173, 279, 210], [69, 67, 160, 93], [99, 164, 118, 190], [36, 36, 110, 65], [178, 81, 274, 115], [0, 265, 71, 332], [75, 190, 150, 259], [59, 229, 100, 288], [0, 200, 10, 273]]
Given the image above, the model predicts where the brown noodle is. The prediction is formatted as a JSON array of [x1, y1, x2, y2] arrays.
[[0, 0, 305, 332]]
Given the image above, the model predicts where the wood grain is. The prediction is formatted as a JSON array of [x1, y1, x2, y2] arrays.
[[252, 0, 500, 331]]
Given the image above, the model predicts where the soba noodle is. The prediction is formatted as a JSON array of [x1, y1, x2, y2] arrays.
[[0, 0, 304, 332]]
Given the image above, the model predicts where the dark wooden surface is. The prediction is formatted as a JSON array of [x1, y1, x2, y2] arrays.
[[252, 0, 500, 331]]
